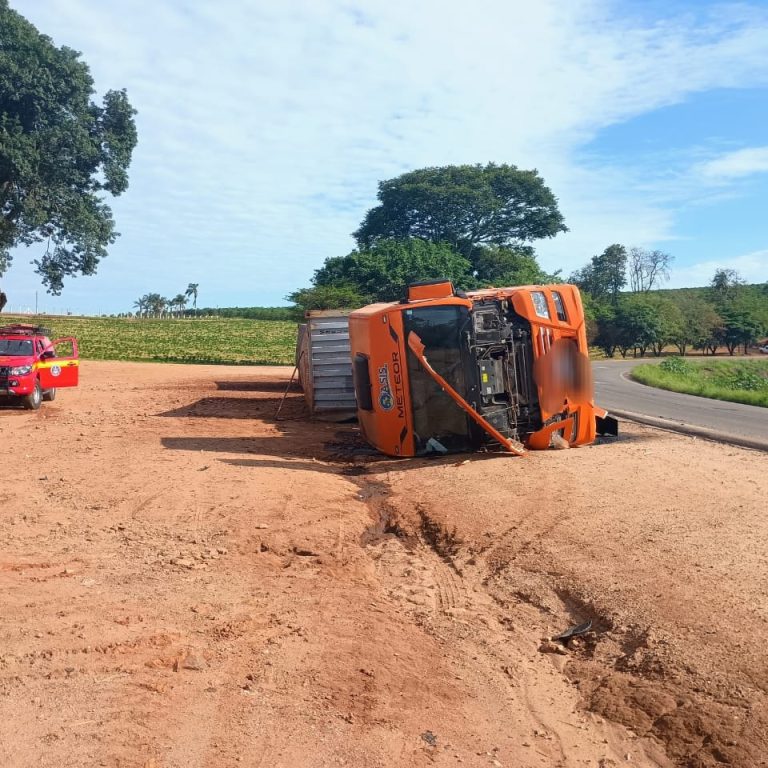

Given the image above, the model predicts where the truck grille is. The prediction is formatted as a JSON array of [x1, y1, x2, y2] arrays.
[[0, 366, 8, 376]]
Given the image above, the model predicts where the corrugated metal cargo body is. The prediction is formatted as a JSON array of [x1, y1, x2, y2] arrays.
[[296, 310, 356, 419]]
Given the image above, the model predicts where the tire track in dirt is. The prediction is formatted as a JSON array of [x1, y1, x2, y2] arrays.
[[350, 464, 672, 767], [370, 439, 768, 768]]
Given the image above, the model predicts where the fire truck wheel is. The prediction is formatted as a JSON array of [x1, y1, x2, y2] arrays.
[[22, 380, 42, 410], [42, 388, 56, 402]]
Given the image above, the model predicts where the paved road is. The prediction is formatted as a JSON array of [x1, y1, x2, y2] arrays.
[[592, 359, 768, 450]]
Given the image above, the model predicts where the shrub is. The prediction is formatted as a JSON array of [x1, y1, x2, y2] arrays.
[[659, 356, 694, 376]]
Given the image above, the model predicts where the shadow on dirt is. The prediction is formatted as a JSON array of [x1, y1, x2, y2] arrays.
[[161, 430, 509, 477], [158, 377, 648, 470], [215, 380, 300, 393], [161, 435, 320, 456], [157, 394, 307, 420]]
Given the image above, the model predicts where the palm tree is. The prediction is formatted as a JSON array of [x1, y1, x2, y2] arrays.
[[144, 293, 164, 318], [185, 283, 199, 317], [133, 294, 150, 318], [172, 293, 187, 318]]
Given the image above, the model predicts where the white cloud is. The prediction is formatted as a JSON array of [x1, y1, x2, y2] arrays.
[[6, 0, 768, 313], [698, 147, 768, 179], [669, 249, 767, 287]]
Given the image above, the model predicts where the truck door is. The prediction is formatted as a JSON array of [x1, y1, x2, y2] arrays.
[[38, 337, 79, 389]]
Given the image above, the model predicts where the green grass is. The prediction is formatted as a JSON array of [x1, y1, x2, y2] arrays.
[[2, 315, 298, 365], [632, 357, 768, 408]]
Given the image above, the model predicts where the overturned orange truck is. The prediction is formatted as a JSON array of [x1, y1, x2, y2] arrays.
[[347, 280, 617, 457]]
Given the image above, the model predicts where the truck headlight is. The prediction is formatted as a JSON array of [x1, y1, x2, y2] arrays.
[[10, 365, 32, 375]]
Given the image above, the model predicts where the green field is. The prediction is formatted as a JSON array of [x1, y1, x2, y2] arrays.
[[632, 356, 768, 408], [1, 315, 298, 365]]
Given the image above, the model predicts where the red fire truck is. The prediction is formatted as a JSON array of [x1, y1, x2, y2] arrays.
[[0, 324, 79, 410]]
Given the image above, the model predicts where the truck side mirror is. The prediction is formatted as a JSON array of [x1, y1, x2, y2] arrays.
[[41, 349, 56, 359]]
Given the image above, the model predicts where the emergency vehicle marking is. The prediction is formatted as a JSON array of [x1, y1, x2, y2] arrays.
[[50, 365, 61, 377], [37, 359, 79, 370]]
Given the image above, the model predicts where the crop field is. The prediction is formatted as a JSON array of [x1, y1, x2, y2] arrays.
[[1, 314, 298, 365], [632, 355, 768, 407]]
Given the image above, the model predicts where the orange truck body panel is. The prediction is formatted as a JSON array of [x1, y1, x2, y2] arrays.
[[349, 283, 605, 457]]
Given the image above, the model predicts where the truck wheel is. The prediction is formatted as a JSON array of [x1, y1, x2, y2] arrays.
[[22, 380, 42, 410], [42, 387, 57, 402]]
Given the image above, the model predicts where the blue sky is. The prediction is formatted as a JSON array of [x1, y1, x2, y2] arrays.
[[5, 0, 768, 314]]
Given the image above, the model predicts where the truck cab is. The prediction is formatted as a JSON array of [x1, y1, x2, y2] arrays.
[[0, 324, 79, 410], [349, 281, 615, 457]]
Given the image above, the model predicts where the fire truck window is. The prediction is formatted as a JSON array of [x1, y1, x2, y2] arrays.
[[531, 291, 550, 319], [552, 291, 568, 322], [0, 339, 33, 355], [403, 306, 472, 453]]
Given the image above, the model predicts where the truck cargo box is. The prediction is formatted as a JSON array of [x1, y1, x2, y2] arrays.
[[295, 310, 356, 420]]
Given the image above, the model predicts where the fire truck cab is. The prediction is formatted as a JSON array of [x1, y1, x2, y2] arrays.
[[0, 324, 79, 410], [348, 280, 616, 457]]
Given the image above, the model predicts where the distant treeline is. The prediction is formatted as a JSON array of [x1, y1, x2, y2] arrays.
[[569, 246, 768, 357], [186, 306, 294, 320]]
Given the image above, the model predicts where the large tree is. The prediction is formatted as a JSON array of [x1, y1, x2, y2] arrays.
[[707, 269, 765, 353], [353, 164, 567, 259], [627, 247, 673, 292], [668, 292, 722, 356], [313, 238, 474, 303], [709, 268, 745, 303], [0, 1, 137, 294], [570, 244, 627, 304], [719, 306, 762, 355], [614, 298, 664, 358]]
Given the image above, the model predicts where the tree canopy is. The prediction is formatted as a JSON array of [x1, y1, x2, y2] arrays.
[[471, 244, 559, 286], [286, 284, 368, 320], [0, 1, 137, 293], [290, 163, 566, 315], [292, 238, 473, 311], [627, 247, 673, 293], [709, 268, 745, 303], [353, 164, 567, 257], [570, 244, 627, 304], [288, 235, 564, 317]]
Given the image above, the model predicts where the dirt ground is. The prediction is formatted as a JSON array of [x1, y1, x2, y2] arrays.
[[1, 361, 766, 768]]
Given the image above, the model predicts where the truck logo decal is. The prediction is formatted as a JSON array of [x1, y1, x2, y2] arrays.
[[50, 365, 61, 377], [377, 364, 394, 411], [391, 351, 405, 419]]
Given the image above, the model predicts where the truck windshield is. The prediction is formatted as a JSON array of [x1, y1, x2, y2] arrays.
[[403, 305, 472, 453], [0, 339, 33, 356]]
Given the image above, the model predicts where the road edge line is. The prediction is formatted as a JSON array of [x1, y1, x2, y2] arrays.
[[609, 408, 768, 453]]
